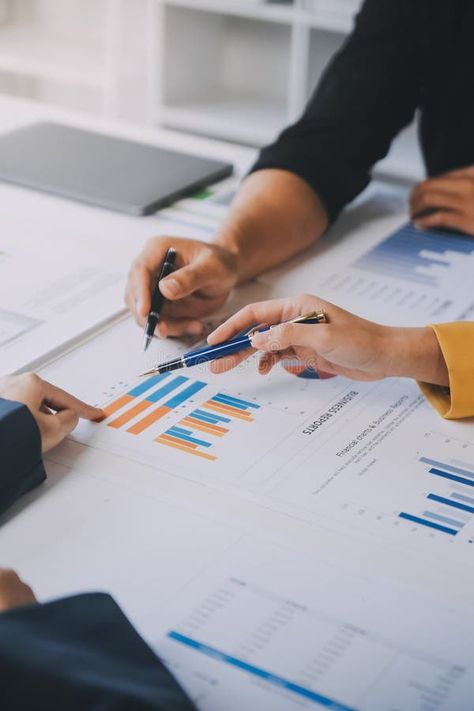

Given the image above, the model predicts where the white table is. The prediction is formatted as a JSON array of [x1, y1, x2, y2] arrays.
[[1, 95, 472, 711]]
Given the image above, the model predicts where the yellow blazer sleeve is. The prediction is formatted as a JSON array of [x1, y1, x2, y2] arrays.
[[418, 322, 474, 419]]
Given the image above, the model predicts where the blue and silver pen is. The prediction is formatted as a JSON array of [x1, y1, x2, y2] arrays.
[[139, 311, 327, 376]]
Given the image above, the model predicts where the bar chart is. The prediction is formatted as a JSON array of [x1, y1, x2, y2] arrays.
[[399, 456, 474, 537], [157, 538, 472, 711], [101, 373, 261, 462], [353, 223, 474, 287], [156, 393, 261, 462]]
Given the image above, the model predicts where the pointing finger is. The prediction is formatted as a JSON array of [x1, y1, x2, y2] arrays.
[[41, 381, 103, 421]]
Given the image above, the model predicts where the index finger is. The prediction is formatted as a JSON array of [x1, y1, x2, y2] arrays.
[[41, 380, 103, 421], [208, 298, 298, 345]]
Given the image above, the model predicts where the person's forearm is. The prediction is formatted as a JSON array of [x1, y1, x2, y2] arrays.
[[214, 169, 329, 283], [383, 327, 449, 386]]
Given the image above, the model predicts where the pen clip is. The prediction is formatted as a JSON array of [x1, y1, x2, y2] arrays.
[[246, 312, 327, 340], [287, 311, 327, 325]]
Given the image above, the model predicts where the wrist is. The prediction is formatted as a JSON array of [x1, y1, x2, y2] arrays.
[[213, 223, 245, 282], [383, 326, 449, 386]]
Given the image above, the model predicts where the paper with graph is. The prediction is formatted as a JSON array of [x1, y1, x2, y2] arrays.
[[42, 306, 474, 571]]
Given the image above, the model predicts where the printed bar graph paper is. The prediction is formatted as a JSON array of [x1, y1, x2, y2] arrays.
[[127, 380, 207, 435], [156, 392, 261, 462], [106, 375, 188, 430], [167, 631, 356, 711], [399, 456, 474, 536], [353, 223, 474, 287]]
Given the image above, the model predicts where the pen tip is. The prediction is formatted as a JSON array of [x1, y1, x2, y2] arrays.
[[143, 335, 151, 352], [139, 368, 156, 377]]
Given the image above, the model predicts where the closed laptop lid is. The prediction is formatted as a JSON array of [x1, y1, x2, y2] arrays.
[[0, 121, 233, 215]]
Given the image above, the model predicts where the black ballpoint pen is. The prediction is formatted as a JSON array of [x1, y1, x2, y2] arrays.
[[143, 247, 177, 351]]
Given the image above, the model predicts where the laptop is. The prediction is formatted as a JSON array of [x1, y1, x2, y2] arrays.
[[0, 121, 233, 216]]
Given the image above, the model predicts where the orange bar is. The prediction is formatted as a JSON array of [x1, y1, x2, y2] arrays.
[[203, 401, 253, 422], [127, 405, 171, 435], [204, 400, 253, 418], [103, 394, 134, 418], [156, 437, 217, 461], [181, 417, 228, 436], [159, 433, 198, 449], [108, 399, 150, 429]]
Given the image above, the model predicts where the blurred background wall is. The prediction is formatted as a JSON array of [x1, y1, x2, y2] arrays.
[[0, 0, 423, 182]]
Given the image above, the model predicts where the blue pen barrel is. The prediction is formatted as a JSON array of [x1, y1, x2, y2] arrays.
[[184, 333, 254, 368]]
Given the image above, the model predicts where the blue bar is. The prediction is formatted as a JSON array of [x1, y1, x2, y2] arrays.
[[451, 492, 474, 505], [195, 408, 231, 424], [428, 494, 474, 514], [167, 430, 212, 448], [190, 410, 222, 425], [215, 393, 260, 410], [128, 373, 170, 398], [211, 395, 248, 411], [429, 467, 474, 488], [420, 457, 474, 479], [146, 376, 188, 403], [399, 512, 458, 535], [422, 511, 464, 529], [164, 381, 207, 409], [171, 426, 193, 436], [168, 631, 356, 710]]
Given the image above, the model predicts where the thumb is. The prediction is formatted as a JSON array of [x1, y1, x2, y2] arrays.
[[40, 409, 79, 452], [159, 263, 207, 300], [251, 323, 326, 353]]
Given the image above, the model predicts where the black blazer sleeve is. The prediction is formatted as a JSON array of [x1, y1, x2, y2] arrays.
[[0, 398, 46, 517], [251, 0, 424, 221], [0, 592, 196, 711]]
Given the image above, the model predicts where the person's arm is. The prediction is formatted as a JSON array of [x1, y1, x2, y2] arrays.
[[0, 397, 46, 516], [126, 0, 422, 337], [206, 295, 474, 421], [418, 323, 474, 419], [0, 374, 102, 517], [0, 570, 195, 711], [250, 0, 423, 224]]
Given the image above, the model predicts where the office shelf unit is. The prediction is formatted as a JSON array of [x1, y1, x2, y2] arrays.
[[149, 0, 422, 181], [0, 0, 423, 181], [0, 0, 150, 118]]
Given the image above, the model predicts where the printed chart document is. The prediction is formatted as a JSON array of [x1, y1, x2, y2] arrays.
[[154, 537, 474, 711], [260, 194, 474, 326], [43, 311, 474, 569], [0, 236, 125, 374]]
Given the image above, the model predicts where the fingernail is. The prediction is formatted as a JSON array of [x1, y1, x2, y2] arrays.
[[250, 332, 268, 348], [161, 278, 179, 297]]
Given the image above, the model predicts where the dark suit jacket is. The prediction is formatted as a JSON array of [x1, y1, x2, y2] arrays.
[[0, 398, 195, 710]]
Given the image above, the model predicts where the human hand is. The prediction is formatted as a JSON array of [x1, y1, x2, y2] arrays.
[[208, 294, 449, 386], [125, 236, 239, 338], [0, 373, 103, 452], [0, 569, 36, 612], [410, 166, 474, 235]]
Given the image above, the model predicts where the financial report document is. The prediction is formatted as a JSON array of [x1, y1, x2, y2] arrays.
[[34, 197, 474, 710], [153, 537, 474, 711], [260, 195, 474, 327], [44, 310, 474, 571]]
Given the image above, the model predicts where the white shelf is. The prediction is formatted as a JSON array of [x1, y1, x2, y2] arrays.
[[161, 97, 287, 146], [302, 9, 354, 34], [162, 0, 297, 25], [0, 0, 422, 184], [0, 24, 104, 88]]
